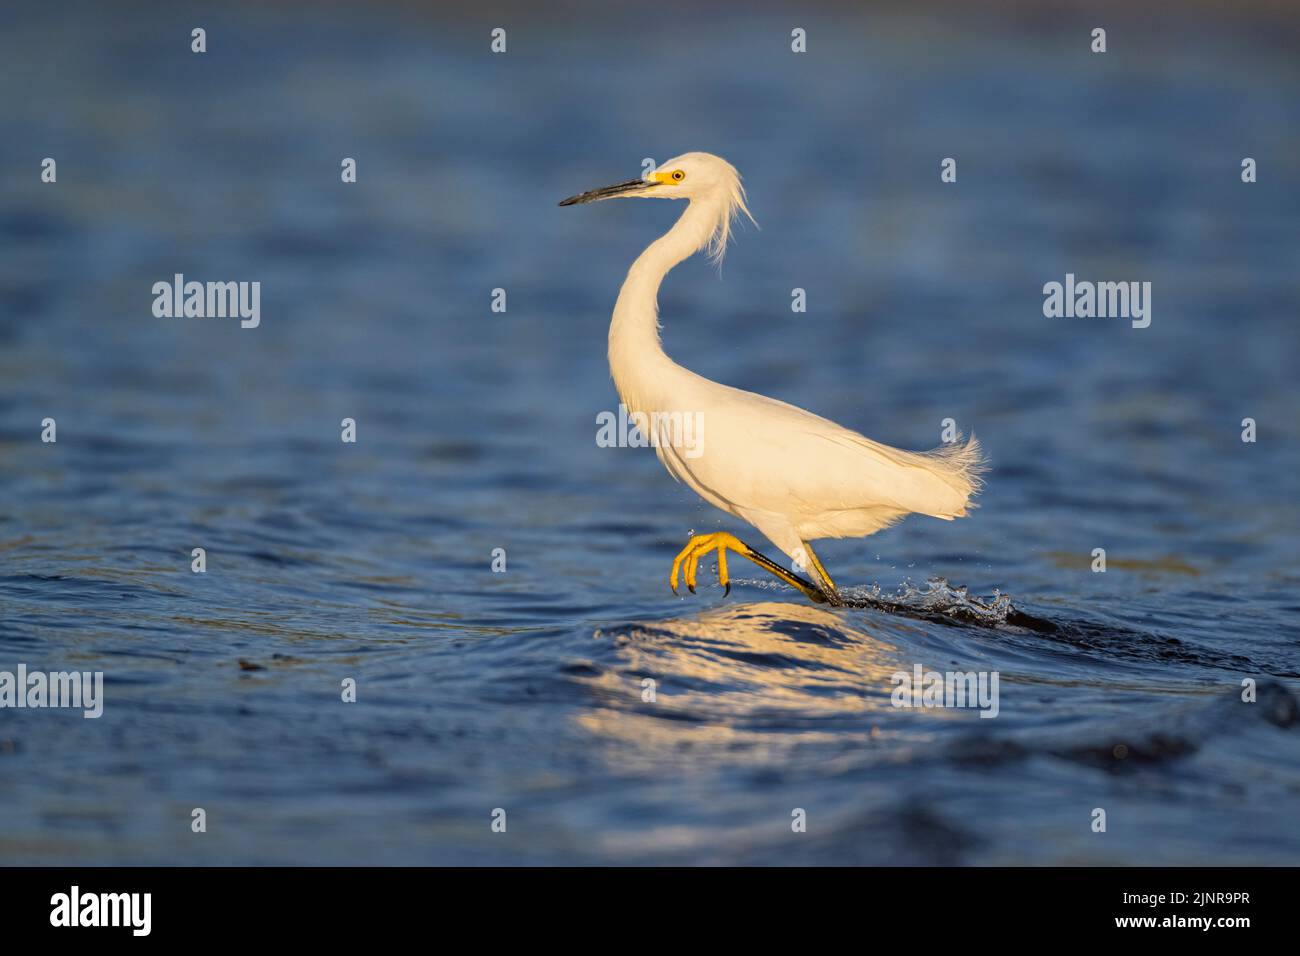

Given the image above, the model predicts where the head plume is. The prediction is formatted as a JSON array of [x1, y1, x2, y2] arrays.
[[704, 159, 756, 264]]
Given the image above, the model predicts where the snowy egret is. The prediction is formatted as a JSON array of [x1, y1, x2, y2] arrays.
[[560, 152, 985, 605]]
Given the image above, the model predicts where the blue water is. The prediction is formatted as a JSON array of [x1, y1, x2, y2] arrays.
[[2, 1, 1298, 864]]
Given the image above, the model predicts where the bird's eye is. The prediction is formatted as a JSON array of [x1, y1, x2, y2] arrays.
[[671, 169, 685, 182]]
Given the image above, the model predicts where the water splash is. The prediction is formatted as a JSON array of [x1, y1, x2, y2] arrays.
[[842, 577, 1016, 626], [734, 574, 1023, 628]]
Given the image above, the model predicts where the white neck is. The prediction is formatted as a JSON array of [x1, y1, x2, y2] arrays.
[[607, 197, 723, 411]]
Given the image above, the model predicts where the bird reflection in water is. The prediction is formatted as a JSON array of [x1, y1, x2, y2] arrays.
[[569, 601, 939, 767]]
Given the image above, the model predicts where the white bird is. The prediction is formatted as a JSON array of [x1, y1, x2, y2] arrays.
[[560, 152, 985, 605]]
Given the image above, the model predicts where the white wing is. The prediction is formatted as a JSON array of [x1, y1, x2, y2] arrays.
[[649, 369, 984, 550]]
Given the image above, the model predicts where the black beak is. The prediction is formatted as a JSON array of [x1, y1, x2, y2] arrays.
[[558, 178, 651, 207]]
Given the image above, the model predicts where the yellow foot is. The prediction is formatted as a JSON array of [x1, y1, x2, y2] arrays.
[[669, 532, 827, 604]]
